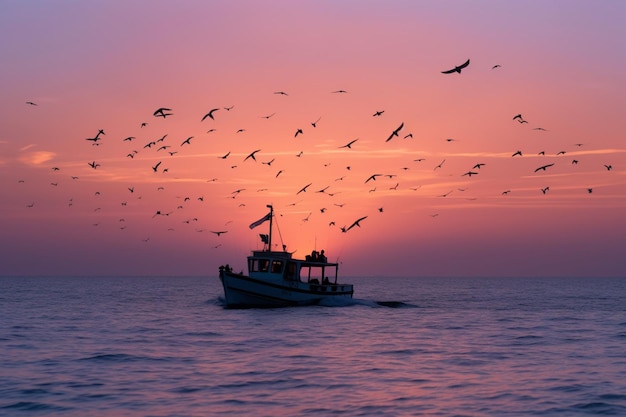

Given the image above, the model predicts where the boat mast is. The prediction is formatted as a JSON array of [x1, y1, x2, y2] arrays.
[[267, 204, 273, 252]]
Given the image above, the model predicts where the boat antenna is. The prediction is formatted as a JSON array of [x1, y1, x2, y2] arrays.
[[273, 209, 287, 251], [266, 204, 273, 252]]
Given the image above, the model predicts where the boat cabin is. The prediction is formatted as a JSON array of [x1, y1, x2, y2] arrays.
[[247, 250, 339, 285]]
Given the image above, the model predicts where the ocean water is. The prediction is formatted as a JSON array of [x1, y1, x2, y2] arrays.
[[1, 276, 625, 416]]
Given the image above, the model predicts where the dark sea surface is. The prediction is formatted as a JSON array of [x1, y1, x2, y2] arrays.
[[1, 276, 625, 416]]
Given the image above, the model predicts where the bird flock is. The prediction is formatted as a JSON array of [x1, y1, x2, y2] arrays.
[[14, 58, 621, 257]]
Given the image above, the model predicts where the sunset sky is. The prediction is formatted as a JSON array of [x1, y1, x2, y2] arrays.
[[1, 1, 625, 278]]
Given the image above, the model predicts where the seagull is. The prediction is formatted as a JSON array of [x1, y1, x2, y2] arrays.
[[244, 149, 261, 161], [274, 91, 288, 96], [297, 183, 312, 194], [345, 216, 368, 232], [219, 151, 230, 159], [339, 138, 359, 149], [152, 161, 162, 172], [201, 108, 220, 121], [311, 117, 321, 127], [153, 107, 172, 118], [365, 174, 382, 183], [462, 171, 478, 177], [123, 136, 135, 142], [211, 231, 228, 236], [512, 150, 522, 157], [473, 163, 485, 169], [332, 90, 348, 93], [181, 136, 193, 146], [385, 122, 404, 142], [541, 186, 550, 194], [492, 64, 501, 69], [262, 158, 275, 166], [434, 159, 446, 170], [261, 112, 276, 119], [534, 163, 554, 172], [373, 110, 385, 117], [88, 161, 100, 169], [294, 128, 303, 137], [26, 101, 38, 106], [604, 164, 612, 171], [441, 59, 470, 74]]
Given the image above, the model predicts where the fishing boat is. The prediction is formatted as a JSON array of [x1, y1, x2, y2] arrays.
[[218, 205, 354, 308]]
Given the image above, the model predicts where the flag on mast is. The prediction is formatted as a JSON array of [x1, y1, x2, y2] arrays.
[[249, 212, 271, 229]]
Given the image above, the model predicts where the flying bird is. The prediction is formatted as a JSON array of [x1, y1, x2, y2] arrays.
[[219, 151, 230, 159], [344, 216, 368, 232], [339, 138, 359, 149], [244, 149, 261, 161], [311, 117, 321, 127], [294, 128, 303, 137], [512, 150, 523, 157], [462, 171, 478, 177], [153, 107, 172, 118], [534, 163, 554, 172], [274, 91, 288, 96], [373, 110, 385, 117], [181, 136, 193, 146], [297, 183, 312, 194], [152, 161, 162, 172], [88, 161, 100, 169], [441, 59, 470, 74], [211, 231, 228, 236], [201, 108, 220, 121], [26, 101, 37, 106], [385, 122, 404, 142], [365, 174, 382, 183]]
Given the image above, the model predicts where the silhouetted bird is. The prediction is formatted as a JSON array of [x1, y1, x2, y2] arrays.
[[339, 139, 359, 149], [441, 59, 470, 74], [534, 163, 554, 172], [385, 123, 404, 142], [201, 108, 219, 121]]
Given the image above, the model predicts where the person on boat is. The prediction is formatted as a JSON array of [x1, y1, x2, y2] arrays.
[[319, 250, 327, 263], [323, 276, 330, 285]]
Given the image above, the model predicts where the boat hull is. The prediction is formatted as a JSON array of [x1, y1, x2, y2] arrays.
[[220, 270, 353, 308]]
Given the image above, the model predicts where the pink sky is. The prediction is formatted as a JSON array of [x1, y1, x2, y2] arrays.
[[1, 1, 625, 277]]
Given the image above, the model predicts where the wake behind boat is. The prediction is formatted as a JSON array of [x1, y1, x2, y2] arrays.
[[218, 205, 354, 308]]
